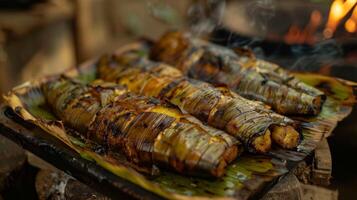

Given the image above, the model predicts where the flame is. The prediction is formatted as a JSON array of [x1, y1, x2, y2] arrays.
[[345, 18, 356, 32], [346, 2, 357, 32], [351, 3, 357, 20], [284, 10, 322, 44], [324, 0, 357, 38], [282, 0, 356, 43]]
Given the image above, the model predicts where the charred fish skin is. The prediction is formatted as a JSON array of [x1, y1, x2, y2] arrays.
[[150, 31, 325, 115], [43, 79, 239, 177], [97, 51, 299, 153]]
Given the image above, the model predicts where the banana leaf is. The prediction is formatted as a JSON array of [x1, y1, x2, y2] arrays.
[[3, 56, 356, 199]]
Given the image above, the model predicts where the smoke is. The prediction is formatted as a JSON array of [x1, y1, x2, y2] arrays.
[[288, 39, 343, 71], [246, 0, 276, 34], [186, 0, 345, 73], [146, 0, 182, 26], [209, 27, 344, 72], [187, 0, 277, 37], [187, 0, 226, 36]]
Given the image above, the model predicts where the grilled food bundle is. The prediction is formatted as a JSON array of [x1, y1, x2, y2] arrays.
[[96, 48, 300, 153], [150, 31, 326, 115], [43, 78, 240, 177], [38, 31, 331, 179]]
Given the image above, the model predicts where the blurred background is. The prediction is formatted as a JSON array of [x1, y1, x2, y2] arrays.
[[0, 0, 356, 199]]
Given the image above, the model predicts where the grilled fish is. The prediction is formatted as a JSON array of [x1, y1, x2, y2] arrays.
[[43, 78, 239, 177], [150, 31, 325, 115], [96, 48, 300, 152]]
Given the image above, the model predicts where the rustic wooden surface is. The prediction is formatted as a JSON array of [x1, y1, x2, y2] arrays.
[[28, 138, 336, 200], [312, 139, 332, 186], [301, 184, 338, 200], [262, 173, 303, 200], [293, 138, 333, 186], [0, 135, 26, 191], [36, 170, 110, 200], [262, 176, 338, 200], [262, 138, 336, 200]]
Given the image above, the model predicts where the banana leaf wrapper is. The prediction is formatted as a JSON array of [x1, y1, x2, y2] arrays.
[[96, 50, 295, 153], [3, 76, 288, 200], [3, 43, 355, 199], [150, 31, 326, 116], [43, 78, 240, 177], [98, 41, 355, 160]]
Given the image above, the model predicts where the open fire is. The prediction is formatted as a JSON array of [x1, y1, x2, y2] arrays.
[[284, 0, 357, 44], [284, 10, 322, 44], [324, 0, 357, 38], [192, 0, 357, 46]]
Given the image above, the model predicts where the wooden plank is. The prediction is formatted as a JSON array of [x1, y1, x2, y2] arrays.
[[36, 169, 110, 200], [262, 173, 303, 200], [293, 138, 332, 186], [312, 139, 332, 186], [301, 184, 338, 200], [0, 135, 26, 191]]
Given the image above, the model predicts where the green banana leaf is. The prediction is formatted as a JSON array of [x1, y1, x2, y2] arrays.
[[3, 58, 355, 199]]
